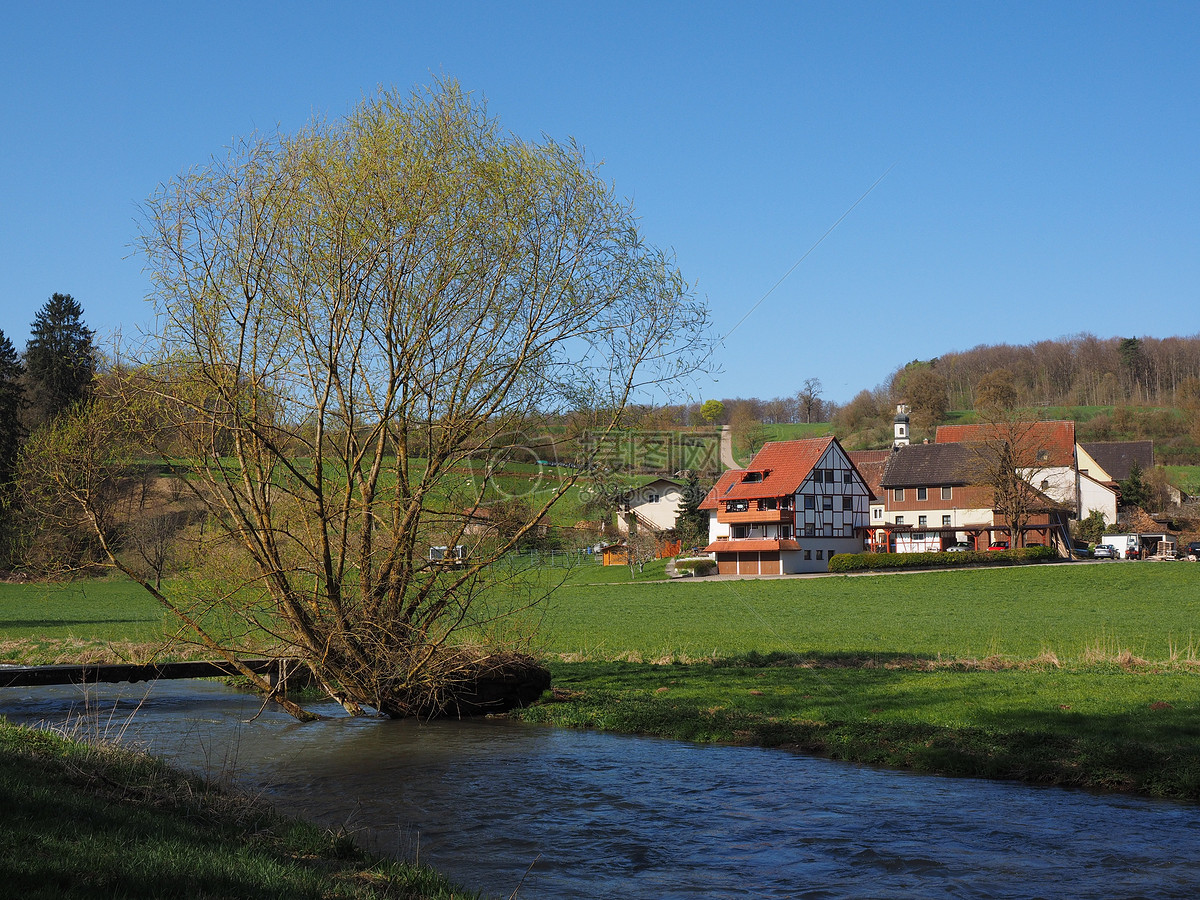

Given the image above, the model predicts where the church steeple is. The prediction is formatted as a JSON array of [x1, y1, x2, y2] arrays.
[[893, 404, 911, 449]]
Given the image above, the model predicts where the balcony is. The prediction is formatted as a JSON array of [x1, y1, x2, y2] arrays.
[[717, 508, 794, 525]]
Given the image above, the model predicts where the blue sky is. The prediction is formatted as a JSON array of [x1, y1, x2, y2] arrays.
[[2, 1, 1197, 404]]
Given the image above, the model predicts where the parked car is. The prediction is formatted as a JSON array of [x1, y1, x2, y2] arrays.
[[1092, 544, 1118, 559], [945, 543, 972, 552], [1187, 541, 1200, 560], [987, 541, 1009, 551]]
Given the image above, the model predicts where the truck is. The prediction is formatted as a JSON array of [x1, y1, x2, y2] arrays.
[[1100, 534, 1141, 560]]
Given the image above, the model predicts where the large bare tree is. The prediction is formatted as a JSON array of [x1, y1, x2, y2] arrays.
[[37, 81, 711, 719]]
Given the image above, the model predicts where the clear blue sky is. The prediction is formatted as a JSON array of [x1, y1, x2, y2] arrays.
[[2, 1, 1197, 404]]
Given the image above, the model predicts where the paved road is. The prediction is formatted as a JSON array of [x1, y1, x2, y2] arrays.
[[719, 425, 738, 469]]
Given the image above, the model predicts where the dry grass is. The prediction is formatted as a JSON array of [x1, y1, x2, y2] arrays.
[[0, 638, 212, 666]]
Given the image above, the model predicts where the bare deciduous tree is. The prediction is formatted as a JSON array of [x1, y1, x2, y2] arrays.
[[37, 81, 712, 720]]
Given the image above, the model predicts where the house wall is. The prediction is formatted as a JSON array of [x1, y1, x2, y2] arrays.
[[784, 538, 864, 573], [1021, 465, 1078, 516], [1078, 475, 1118, 526], [617, 481, 684, 534]]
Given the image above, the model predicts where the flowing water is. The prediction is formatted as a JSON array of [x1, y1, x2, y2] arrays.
[[3, 678, 1199, 899]]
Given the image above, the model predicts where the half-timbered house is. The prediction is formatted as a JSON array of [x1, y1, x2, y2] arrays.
[[700, 437, 873, 574]]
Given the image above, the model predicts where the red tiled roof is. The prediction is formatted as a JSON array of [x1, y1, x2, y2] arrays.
[[698, 469, 744, 510], [716, 437, 836, 502], [935, 421, 1076, 467], [703, 539, 802, 553]]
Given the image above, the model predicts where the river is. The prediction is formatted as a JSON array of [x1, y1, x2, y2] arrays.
[[2, 679, 1199, 899]]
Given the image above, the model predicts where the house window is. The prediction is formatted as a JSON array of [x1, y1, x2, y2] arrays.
[[742, 471, 763, 483], [780, 525, 793, 539], [804, 549, 812, 560], [917, 487, 928, 501], [758, 498, 778, 511], [804, 495, 815, 510], [649, 493, 660, 504], [825, 469, 836, 482], [918, 515, 928, 528], [805, 524, 816, 536], [780, 496, 793, 510], [823, 496, 833, 510], [941, 486, 952, 500], [894, 488, 905, 502], [727, 499, 748, 512], [732, 525, 748, 539], [895, 516, 904, 525], [842, 497, 853, 511], [943, 515, 952, 526], [816, 549, 824, 560], [873, 508, 882, 520]]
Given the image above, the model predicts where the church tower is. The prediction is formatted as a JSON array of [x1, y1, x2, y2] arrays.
[[893, 404, 911, 449]]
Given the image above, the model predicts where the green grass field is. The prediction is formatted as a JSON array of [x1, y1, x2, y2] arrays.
[[540, 563, 1200, 663], [3, 562, 1199, 797]]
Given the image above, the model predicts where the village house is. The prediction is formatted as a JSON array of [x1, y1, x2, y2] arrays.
[[615, 476, 685, 536], [700, 437, 873, 574], [871, 441, 1072, 553]]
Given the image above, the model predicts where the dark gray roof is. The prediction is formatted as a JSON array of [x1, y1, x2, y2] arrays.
[[880, 443, 976, 488], [1079, 441, 1153, 482]]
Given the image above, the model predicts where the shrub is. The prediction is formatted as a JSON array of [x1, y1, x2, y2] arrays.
[[827, 546, 1055, 573], [674, 556, 716, 576]]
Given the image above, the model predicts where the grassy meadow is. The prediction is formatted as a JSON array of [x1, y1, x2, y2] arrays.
[[2, 561, 1199, 798]]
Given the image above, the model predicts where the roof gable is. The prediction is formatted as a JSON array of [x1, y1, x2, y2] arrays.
[[1078, 441, 1153, 482]]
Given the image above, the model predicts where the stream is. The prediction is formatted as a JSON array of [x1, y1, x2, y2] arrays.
[[2, 678, 1199, 899]]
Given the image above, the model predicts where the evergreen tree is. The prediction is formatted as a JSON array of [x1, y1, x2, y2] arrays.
[[25, 293, 95, 426], [673, 471, 711, 551], [1120, 461, 1149, 510], [0, 329, 25, 567], [0, 329, 24, 485]]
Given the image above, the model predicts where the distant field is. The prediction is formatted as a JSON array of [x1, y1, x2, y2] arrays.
[[5, 562, 1197, 667], [538, 563, 1200, 663]]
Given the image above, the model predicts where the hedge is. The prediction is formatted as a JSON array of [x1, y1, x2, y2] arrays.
[[827, 545, 1058, 573]]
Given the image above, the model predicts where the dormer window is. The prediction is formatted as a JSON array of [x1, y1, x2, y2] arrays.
[[742, 471, 764, 483]]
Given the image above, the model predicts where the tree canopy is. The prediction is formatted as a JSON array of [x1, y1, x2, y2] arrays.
[[65, 80, 713, 719]]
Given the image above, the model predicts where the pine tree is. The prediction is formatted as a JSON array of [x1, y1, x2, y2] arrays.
[[25, 293, 95, 426], [673, 471, 711, 551], [0, 329, 24, 485], [1120, 461, 1149, 510]]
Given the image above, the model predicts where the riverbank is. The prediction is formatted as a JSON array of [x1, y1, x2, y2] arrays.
[[514, 658, 1200, 801], [0, 720, 476, 899]]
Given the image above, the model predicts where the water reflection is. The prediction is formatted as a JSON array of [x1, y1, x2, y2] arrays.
[[2, 679, 1198, 899]]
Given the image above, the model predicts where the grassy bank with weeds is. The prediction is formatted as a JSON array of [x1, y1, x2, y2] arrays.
[[0, 720, 475, 899]]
